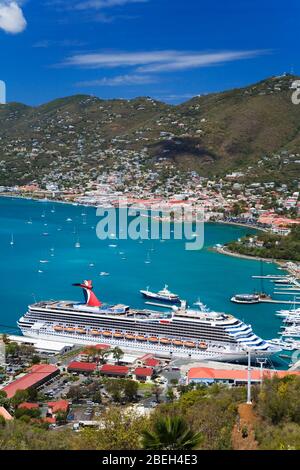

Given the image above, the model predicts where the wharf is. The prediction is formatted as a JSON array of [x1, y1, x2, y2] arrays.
[[259, 298, 300, 305], [144, 301, 173, 308]]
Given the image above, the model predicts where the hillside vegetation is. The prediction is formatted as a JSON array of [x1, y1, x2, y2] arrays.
[[1, 376, 300, 450], [0, 74, 299, 186]]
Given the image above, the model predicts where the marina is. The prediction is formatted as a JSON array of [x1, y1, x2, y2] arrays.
[[0, 196, 299, 367]]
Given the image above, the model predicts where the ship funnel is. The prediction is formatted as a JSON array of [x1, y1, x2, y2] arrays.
[[73, 280, 102, 307]]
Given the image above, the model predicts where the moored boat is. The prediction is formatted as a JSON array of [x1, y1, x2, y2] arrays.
[[140, 285, 180, 304]]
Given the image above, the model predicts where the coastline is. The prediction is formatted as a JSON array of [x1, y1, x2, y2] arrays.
[[0, 193, 268, 232], [213, 245, 297, 277]]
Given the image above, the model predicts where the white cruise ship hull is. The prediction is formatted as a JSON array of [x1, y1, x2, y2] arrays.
[[19, 326, 275, 363]]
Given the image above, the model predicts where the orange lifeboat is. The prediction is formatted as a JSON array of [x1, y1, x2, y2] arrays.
[[172, 339, 183, 347], [198, 341, 208, 350], [91, 330, 101, 336], [114, 332, 124, 339], [185, 341, 196, 348], [64, 327, 75, 333], [77, 328, 86, 335], [125, 333, 135, 340], [160, 338, 171, 344], [102, 330, 112, 337], [54, 326, 63, 332], [149, 337, 159, 343], [136, 335, 147, 342]]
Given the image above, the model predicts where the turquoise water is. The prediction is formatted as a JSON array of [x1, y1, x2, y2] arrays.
[[0, 197, 289, 366]]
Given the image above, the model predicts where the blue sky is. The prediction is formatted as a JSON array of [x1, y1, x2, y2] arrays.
[[0, 0, 298, 105]]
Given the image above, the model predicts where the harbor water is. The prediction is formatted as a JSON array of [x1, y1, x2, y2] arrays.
[[0, 197, 291, 367]]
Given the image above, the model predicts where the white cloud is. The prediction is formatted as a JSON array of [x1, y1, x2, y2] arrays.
[[76, 73, 157, 86], [0, 1, 27, 34], [74, 0, 148, 10], [138, 51, 266, 73], [64, 49, 268, 72], [64, 50, 179, 68]]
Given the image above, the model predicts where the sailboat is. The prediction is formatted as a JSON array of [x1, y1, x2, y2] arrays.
[[75, 237, 81, 248], [10, 234, 14, 246], [144, 252, 151, 264]]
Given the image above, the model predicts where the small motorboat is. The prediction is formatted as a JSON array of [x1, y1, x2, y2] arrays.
[[231, 294, 260, 304]]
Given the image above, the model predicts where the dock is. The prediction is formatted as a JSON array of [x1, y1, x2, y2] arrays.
[[259, 298, 300, 305], [252, 275, 290, 279], [273, 292, 300, 297], [144, 301, 173, 308]]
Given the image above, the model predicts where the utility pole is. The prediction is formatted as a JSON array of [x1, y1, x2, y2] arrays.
[[247, 348, 252, 404], [256, 358, 267, 388]]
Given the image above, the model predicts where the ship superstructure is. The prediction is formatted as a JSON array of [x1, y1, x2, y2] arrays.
[[18, 280, 280, 361]]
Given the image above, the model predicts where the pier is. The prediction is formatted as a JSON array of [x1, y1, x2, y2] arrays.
[[259, 298, 300, 305], [144, 301, 173, 308]]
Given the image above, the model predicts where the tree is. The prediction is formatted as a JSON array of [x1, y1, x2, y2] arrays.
[[10, 389, 29, 408], [85, 346, 99, 362], [27, 387, 38, 402], [97, 349, 110, 365], [152, 384, 162, 403], [55, 411, 68, 425], [5, 342, 19, 357], [67, 385, 84, 403], [142, 415, 202, 450], [31, 355, 41, 365], [77, 407, 146, 450], [0, 390, 8, 407], [106, 379, 123, 403], [15, 407, 41, 419], [123, 380, 138, 402], [166, 387, 175, 402], [112, 347, 124, 365], [92, 391, 102, 404]]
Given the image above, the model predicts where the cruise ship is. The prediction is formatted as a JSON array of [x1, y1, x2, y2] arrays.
[[17, 280, 280, 362]]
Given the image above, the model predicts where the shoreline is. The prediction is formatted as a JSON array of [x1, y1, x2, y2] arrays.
[[0, 193, 267, 232], [214, 245, 298, 277]]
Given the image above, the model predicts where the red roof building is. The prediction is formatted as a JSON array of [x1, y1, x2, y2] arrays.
[[136, 354, 161, 368], [144, 358, 160, 368], [1, 364, 59, 399], [187, 367, 300, 385], [67, 361, 97, 374], [18, 402, 39, 410], [47, 400, 69, 414], [132, 367, 153, 382], [100, 364, 129, 377], [0, 406, 13, 421]]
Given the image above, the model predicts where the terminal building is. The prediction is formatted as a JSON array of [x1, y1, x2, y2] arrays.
[[8, 335, 74, 356], [1, 364, 59, 398]]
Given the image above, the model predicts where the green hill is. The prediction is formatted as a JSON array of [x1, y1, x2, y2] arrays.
[[0, 74, 299, 187]]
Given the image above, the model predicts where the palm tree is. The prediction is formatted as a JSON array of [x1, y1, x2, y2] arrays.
[[97, 348, 110, 364], [142, 416, 202, 450], [112, 347, 124, 364]]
